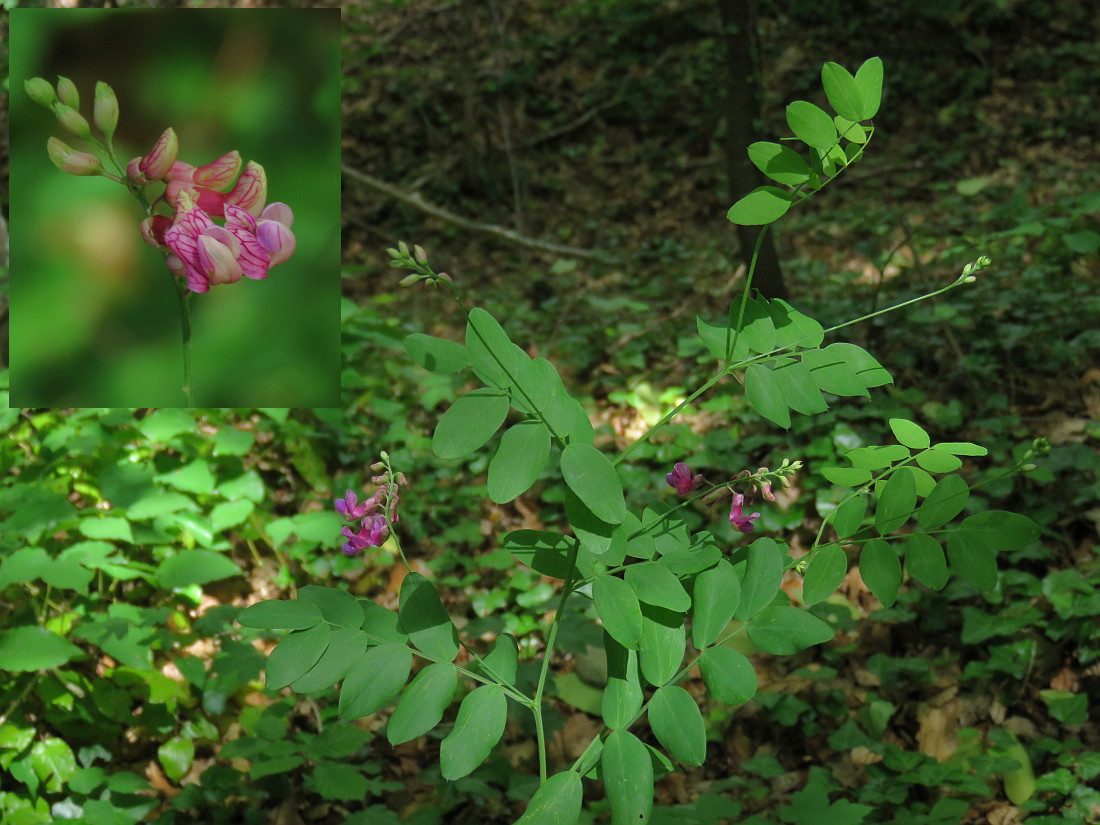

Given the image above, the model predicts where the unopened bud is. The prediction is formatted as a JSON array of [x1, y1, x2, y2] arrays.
[[394, 473, 408, 486], [397, 242, 409, 257], [53, 103, 93, 140], [413, 245, 427, 264], [56, 76, 79, 109], [399, 273, 421, 287], [964, 275, 977, 283], [93, 81, 119, 140], [1021, 463, 1037, 472], [25, 77, 57, 108], [47, 136, 102, 176], [386, 247, 401, 259], [138, 127, 179, 181], [437, 272, 453, 283]]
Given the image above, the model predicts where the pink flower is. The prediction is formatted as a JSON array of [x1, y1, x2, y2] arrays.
[[341, 515, 389, 556], [666, 462, 705, 495], [164, 155, 267, 218], [729, 492, 761, 534], [335, 489, 382, 522], [128, 127, 179, 184]]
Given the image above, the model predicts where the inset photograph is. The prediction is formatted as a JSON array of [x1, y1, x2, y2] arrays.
[[9, 8, 341, 407]]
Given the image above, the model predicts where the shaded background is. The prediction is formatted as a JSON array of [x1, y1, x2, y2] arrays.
[[9, 8, 341, 407]]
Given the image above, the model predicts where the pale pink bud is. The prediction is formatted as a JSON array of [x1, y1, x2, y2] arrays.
[[260, 202, 293, 227], [56, 76, 79, 108], [25, 78, 57, 108], [414, 245, 427, 263], [198, 236, 243, 285], [139, 128, 179, 182], [53, 103, 92, 140], [226, 161, 267, 215], [93, 81, 119, 140], [140, 215, 172, 249], [257, 219, 295, 267], [47, 136, 102, 176], [193, 150, 241, 190]]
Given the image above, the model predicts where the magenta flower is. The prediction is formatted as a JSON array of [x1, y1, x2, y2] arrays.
[[335, 488, 381, 522], [165, 156, 268, 218], [341, 514, 389, 556], [127, 127, 179, 184], [666, 462, 704, 496], [729, 492, 761, 534]]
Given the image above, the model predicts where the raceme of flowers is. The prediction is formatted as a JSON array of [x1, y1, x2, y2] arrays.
[[134, 129, 296, 293], [334, 465, 406, 556], [25, 74, 296, 295]]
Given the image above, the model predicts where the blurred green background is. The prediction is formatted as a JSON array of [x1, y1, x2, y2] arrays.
[[9, 8, 341, 407]]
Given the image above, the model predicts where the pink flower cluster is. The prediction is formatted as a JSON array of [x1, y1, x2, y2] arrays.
[[131, 128, 295, 293], [335, 466, 407, 556]]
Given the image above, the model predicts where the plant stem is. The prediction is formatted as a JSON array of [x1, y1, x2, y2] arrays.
[[171, 275, 195, 407], [532, 540, 579, 784]]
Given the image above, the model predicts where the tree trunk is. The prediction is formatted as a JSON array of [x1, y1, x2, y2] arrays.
[[717, 0, 788, 300]]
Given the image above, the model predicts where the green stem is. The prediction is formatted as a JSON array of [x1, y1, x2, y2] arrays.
[[532, 540, 580, 784], [171, 275, 195, 407]]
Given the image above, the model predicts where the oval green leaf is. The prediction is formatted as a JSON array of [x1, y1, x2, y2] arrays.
[[745, 364, 791, 429], [918, 474, 969, 530], [339, 643, 413, 720], [440, 685, 508, 780], [746, 605, 834, 655], [398, 572, 460, 662], [291, 628, 369, 694], [821, 61, 865, 122], [699, 645, 757, 705], [639, 604, 686, 687], [648, 686, 705, 767], [0, 626, 82, 672], [625, 564, 691, 613], [832, 496, 867, 539], [514, 770, 582, 825], [734, 537, 784, 622], [238, 598, 323, 630], [904, 534, 948, 590], [860, 539, 902, 607], [786, 100, 838, 149], [855, 57, 884, 119], [875, 468, 916, 534], [299, 585, 365, 630], [602, 632, 643, 730], [157, 549, 240, 590], [386, 662, 457, 745], [726, 186, 793, 226], [691, 559, 740, 649], [593, 573, 642, 650], [404, 333, 468, 374], [266, 623, 331, 690], [889, 418, 931, 450], [802, 545, 848, 605], [432, 389, 509, 459], [602, 729, 654, 825], [488, 420, 551, 504], [746, 141, 812, 186], [560, 443, 625, 524]]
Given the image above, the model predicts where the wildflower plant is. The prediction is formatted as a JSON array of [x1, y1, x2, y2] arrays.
[[239, 59, 1039, 823], [25, 77, 296, 407]]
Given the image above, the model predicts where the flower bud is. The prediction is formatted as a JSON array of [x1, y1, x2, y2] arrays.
[[139, 127, 179, 181], [25, 77, 57, 108], [414, 244, 427, 263], [194, 150, 241, 190], [47, 136, 102, 176], [56, 76, 79, 109], [399, 273, 421, 287], [53, 103, 93, 140], [257, 219, 296, 267], [226, 161, 267, 215], [93, 81, 119, 140]]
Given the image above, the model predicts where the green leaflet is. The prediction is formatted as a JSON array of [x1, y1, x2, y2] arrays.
[[648, 686, 705, 766], [339, 643, 412, 720], [439, 685, 508, 780], [398, 573, 460, 662], [690, 560, 740, 649], [602, 730, 654, 825], [432, 389, 509, 459], [386, 662, 457, 745]]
